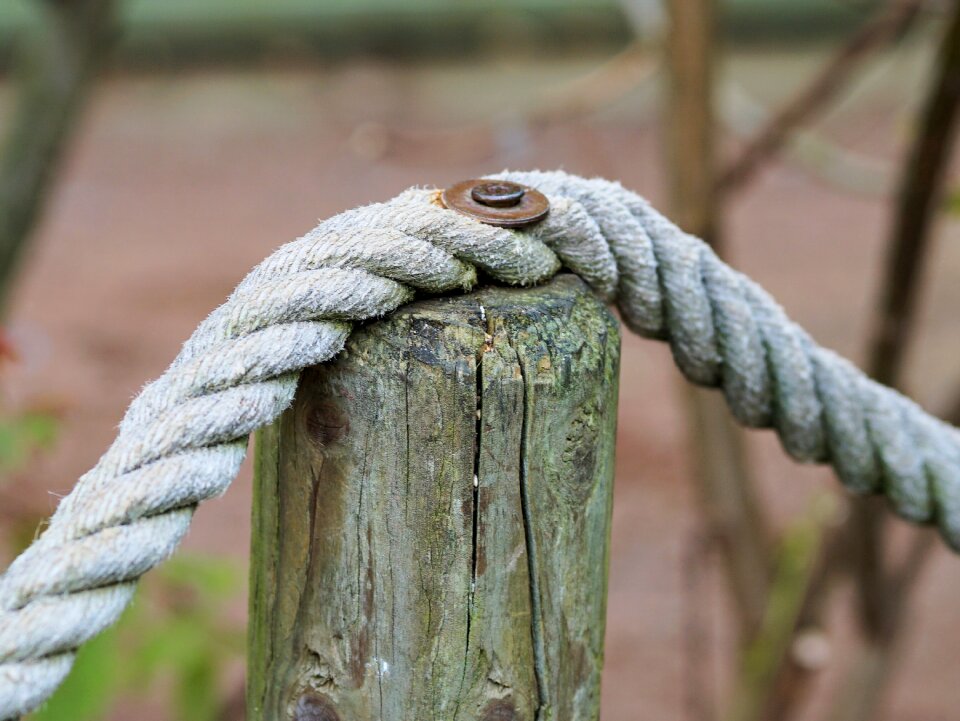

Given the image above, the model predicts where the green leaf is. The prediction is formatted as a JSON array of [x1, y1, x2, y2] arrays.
[[0, 411, 60, 475], [27, 555, 245, 721], [19, 413, 59, 447], [127, 615, 208, 685], [159, 555, 243, 600], [176, 655, 220, 721]]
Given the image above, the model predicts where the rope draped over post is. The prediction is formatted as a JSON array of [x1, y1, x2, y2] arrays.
[[0, 170, 958, 718]]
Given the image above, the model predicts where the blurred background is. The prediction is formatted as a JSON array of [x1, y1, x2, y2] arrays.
[[0, 0, 958, 719]]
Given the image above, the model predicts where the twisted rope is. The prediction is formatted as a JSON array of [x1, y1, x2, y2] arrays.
[[1, 170, 958, 717]]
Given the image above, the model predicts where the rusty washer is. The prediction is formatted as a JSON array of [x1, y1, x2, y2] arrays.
[[441, 179, 549, 229]]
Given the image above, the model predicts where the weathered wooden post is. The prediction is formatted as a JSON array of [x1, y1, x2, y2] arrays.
[[248, 274, 620, 721]]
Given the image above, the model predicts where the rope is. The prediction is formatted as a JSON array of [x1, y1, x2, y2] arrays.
[[1, 170, 958, 718]]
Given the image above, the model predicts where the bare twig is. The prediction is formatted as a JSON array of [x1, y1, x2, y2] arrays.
[[527, 42, 657, 125], [711, 4, 956, 716], [720, 81, 895, 197], [666, 0, 719, 245], [823, 529, 935, 721], [0, 0, 118, 313], [722, 497, 834, 721], [686, 388, 772, 639], [866, 2, 960, 384], [889, 529, 937, 597], [847, 498, 888, 639], [717, 0, 924, 196], [825, 641, 896, 721], [666, 0, 773, 649], [820, 526, 936, 721], [683, 532, 717, 721], [828, 6, 960, 720], [854, 0, 960, 635], [758, 521, 848, 721]]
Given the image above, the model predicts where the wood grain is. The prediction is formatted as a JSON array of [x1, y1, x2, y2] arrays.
[[249, 274, 620, 721]]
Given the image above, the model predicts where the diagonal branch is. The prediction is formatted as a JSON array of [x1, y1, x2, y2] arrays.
[[853, 2, 960, 633], [829, 5, 960, 719], [717, 0, 924, 196], [866, 2, 960, 384], [722, 497, 834, 721], [713, 5, 959, 718]]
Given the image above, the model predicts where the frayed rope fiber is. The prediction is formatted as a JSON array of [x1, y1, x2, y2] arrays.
[[2, 170, 959, 717]]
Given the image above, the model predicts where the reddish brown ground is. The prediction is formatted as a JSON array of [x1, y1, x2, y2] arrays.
[[4, 45, 960, 720]]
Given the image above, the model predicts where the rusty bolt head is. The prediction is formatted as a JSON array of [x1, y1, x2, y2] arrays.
[[471, 181, 526, 207], [441, 179, 549, 229]]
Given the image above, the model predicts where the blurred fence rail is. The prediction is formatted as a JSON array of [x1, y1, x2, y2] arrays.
[[0, 0, 883, 70]]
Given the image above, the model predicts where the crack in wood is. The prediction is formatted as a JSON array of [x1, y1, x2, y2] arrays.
[[513, 345, 549, 721]]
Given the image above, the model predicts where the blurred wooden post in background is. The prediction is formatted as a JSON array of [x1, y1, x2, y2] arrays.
[[0, 0, 117, 313], [247, 275, 620, 721]]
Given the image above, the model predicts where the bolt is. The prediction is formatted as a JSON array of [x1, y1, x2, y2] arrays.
[[471, 181, 526, 208], [293, 692, 340, 721], [440, 178, 550, 229]]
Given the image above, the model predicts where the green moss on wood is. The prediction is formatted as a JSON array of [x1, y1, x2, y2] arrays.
[[249, 275, 620, 721]]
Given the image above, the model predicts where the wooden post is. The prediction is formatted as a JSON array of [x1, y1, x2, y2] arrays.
[[248, 274, 620, 721]]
